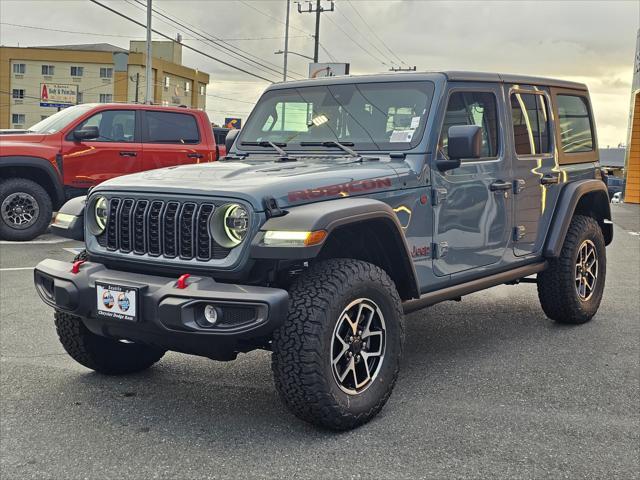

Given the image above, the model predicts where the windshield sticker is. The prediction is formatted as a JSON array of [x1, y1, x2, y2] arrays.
[[410, 116, 421, 129], [390, 129, 415, 143], [288, 177, 392, 202]]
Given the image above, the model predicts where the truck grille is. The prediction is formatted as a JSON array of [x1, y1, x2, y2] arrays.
[[99, 197, 231, 261]]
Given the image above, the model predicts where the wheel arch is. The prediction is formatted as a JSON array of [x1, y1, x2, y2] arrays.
[[0, 156, 65, 208], [544, 179, 613, 258], [251, 198, 420, 300]]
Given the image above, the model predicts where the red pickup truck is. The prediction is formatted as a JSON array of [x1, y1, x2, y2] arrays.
[[0, 103, 225, 241]]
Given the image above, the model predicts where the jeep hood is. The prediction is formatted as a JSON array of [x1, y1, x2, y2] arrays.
[[95, 156, 406, 211]]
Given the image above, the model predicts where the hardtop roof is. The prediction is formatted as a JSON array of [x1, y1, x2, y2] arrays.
[[268, 71, 587, 91]]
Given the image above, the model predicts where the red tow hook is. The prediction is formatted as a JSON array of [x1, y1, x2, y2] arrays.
[[70, 260, 86, 274], [176, 273, 191, 289]]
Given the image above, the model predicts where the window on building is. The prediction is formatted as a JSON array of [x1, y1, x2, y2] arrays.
[[12, 89, 25, 99], [556, 95, 594, 153], [99, 94, 113, 103], [145, 111, 200, 144], [100, 67, 113, 79], [74, 110, 136, 142], [12, 114, 26, 125], [164, 76, 171, 89], [76, 92, 83, 104], [42, 65, 55, 76], [199, 84, 205, 96], [70, 66, 84, 77], [439, 91, 499, 158], [12, 63, 26, 74], [185, 81, 191, 93], [510, 93, 551, 156]]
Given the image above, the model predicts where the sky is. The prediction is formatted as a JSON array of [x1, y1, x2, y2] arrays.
[[0, 0, 638, 147]]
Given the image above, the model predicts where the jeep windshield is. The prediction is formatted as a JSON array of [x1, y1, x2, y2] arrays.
[[238, 81, 434, 153], [27, 104, 95, 134]]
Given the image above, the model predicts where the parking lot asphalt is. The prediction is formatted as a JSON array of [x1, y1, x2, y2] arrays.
[[1, 206, 638, 480]]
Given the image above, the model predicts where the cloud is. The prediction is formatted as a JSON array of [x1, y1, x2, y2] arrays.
[[1, 0, 637, 145]]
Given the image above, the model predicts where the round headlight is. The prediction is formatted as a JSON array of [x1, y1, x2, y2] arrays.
[[210, 203, 249, 248], [87, 196, 108, 236]]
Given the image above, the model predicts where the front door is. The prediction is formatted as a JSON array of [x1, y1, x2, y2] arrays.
[[62, 109, 141, 189], [431, 84, 512, 277]]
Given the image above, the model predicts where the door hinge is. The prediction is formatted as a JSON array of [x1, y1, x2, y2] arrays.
[[431, 187, 447, 206], [513, 179, 526, 194], [432, 241, 449, 259], [513, 226, 526, 241]]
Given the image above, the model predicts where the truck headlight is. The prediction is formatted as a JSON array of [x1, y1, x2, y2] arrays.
[[210, 203, 249, 248], [88, 196, 108, 235]]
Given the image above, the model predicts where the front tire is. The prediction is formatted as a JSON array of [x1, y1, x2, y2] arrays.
[[537, 215, 606, 324], [0, 178, 52, 241], [271, 259, 404, 430], [55, 311, 165, 375]]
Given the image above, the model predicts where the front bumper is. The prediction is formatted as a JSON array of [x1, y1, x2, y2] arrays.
[[34, 259, 289, 359]]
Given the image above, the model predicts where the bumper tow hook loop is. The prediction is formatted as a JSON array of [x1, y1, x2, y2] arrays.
[[70, 260, 86, 274], [176, 273, 191, 289]]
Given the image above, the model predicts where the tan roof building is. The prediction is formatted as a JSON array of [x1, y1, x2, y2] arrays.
[[0, 40, 209, 129]]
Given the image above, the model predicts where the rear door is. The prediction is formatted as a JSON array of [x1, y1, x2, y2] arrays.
[[507, 87, 560, 257], [61, 108, 141, 188], [141, 110, 211, 170], [431, 84, 512, 277]]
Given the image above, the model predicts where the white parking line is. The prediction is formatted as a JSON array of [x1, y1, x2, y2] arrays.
[[0, 267, 34, 271], [0, 238, 69, 245]]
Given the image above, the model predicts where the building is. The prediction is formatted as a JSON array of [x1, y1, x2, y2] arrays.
[[0, 41, 209, 129], [600, 147, 626, 177], [624, 30, 640, 204]]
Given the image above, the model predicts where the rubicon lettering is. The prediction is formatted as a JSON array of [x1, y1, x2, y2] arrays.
[[288, 178, 393, 202]]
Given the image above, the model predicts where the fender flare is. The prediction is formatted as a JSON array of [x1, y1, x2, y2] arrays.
[[0, 155, 65, 207], [50, 195, 86, 241], [544, 179, 612, 258], [251, 197, 420, 299]]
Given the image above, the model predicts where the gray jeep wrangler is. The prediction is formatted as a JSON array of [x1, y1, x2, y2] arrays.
[[35, 72, 612, 430]]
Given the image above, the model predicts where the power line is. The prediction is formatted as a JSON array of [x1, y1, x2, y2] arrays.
[[333, 7, 395, 66], [128, 0, 304, 80], [345, 0, 408, 67], [88, 0, 275, 83], [323, 14, 388, 67]]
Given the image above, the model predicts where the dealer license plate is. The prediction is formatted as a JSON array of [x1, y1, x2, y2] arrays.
[[96, 282, 138, 322]]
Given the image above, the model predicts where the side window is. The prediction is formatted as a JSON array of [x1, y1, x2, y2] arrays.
[[556, 95, 594, 153], [439, 91, 499, 158], [510, 93, 551, 155], [145, 111, 200, 144], [75, 110, 136, 142]]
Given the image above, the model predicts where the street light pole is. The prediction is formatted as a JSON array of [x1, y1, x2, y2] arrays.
[[145, 0, 153, 104], [283, 0, 290, 82]]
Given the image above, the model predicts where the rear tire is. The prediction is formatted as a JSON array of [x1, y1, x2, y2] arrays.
[[0, 178, 52, 241], [271, 258, 404, 430], [537, 215, 606, 324], [54, 311, 165, 375]]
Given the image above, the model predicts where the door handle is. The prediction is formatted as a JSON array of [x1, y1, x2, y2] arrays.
[[540, 174, 559, 185], [489, 180, 511, 191], [119, 151, 137, 157], [187, 153, 204, 159]]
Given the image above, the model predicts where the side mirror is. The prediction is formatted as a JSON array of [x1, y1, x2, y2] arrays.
[[225, 128, 240, 153], [448, 125, 482, 160], [73, 125, 100, 141]]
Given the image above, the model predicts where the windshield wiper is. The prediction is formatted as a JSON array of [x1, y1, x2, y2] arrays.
[[300, 141, 359, 158], [240, 140, 296, 162]]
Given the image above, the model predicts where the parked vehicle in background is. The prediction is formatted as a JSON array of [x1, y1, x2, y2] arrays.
[[611, 191, 623, 204], [0, 104, 220, 241], [35, 72, 612, 430], [606, 175, 625, 199]]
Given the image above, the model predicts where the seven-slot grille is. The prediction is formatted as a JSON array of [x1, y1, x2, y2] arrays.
[[98, 197, 231, 261]]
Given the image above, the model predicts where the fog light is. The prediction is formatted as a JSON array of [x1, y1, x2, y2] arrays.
[[203, 304, 219, 325]]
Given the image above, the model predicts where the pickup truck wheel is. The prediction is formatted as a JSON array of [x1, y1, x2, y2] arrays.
[[537, 215, 606, 324], [271, 258, 404, 430], [0, 178, 52, 241], [54, 311, 165, 375]]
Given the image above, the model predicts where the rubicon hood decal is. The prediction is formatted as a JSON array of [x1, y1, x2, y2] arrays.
[[288, 178, 392, 202]]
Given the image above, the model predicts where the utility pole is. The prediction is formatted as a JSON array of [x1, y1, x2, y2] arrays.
[[389, 66, 417, 72], [145, 0, 153, 104], [297, 0, 334, 63], [283, 0, 290, 81]]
